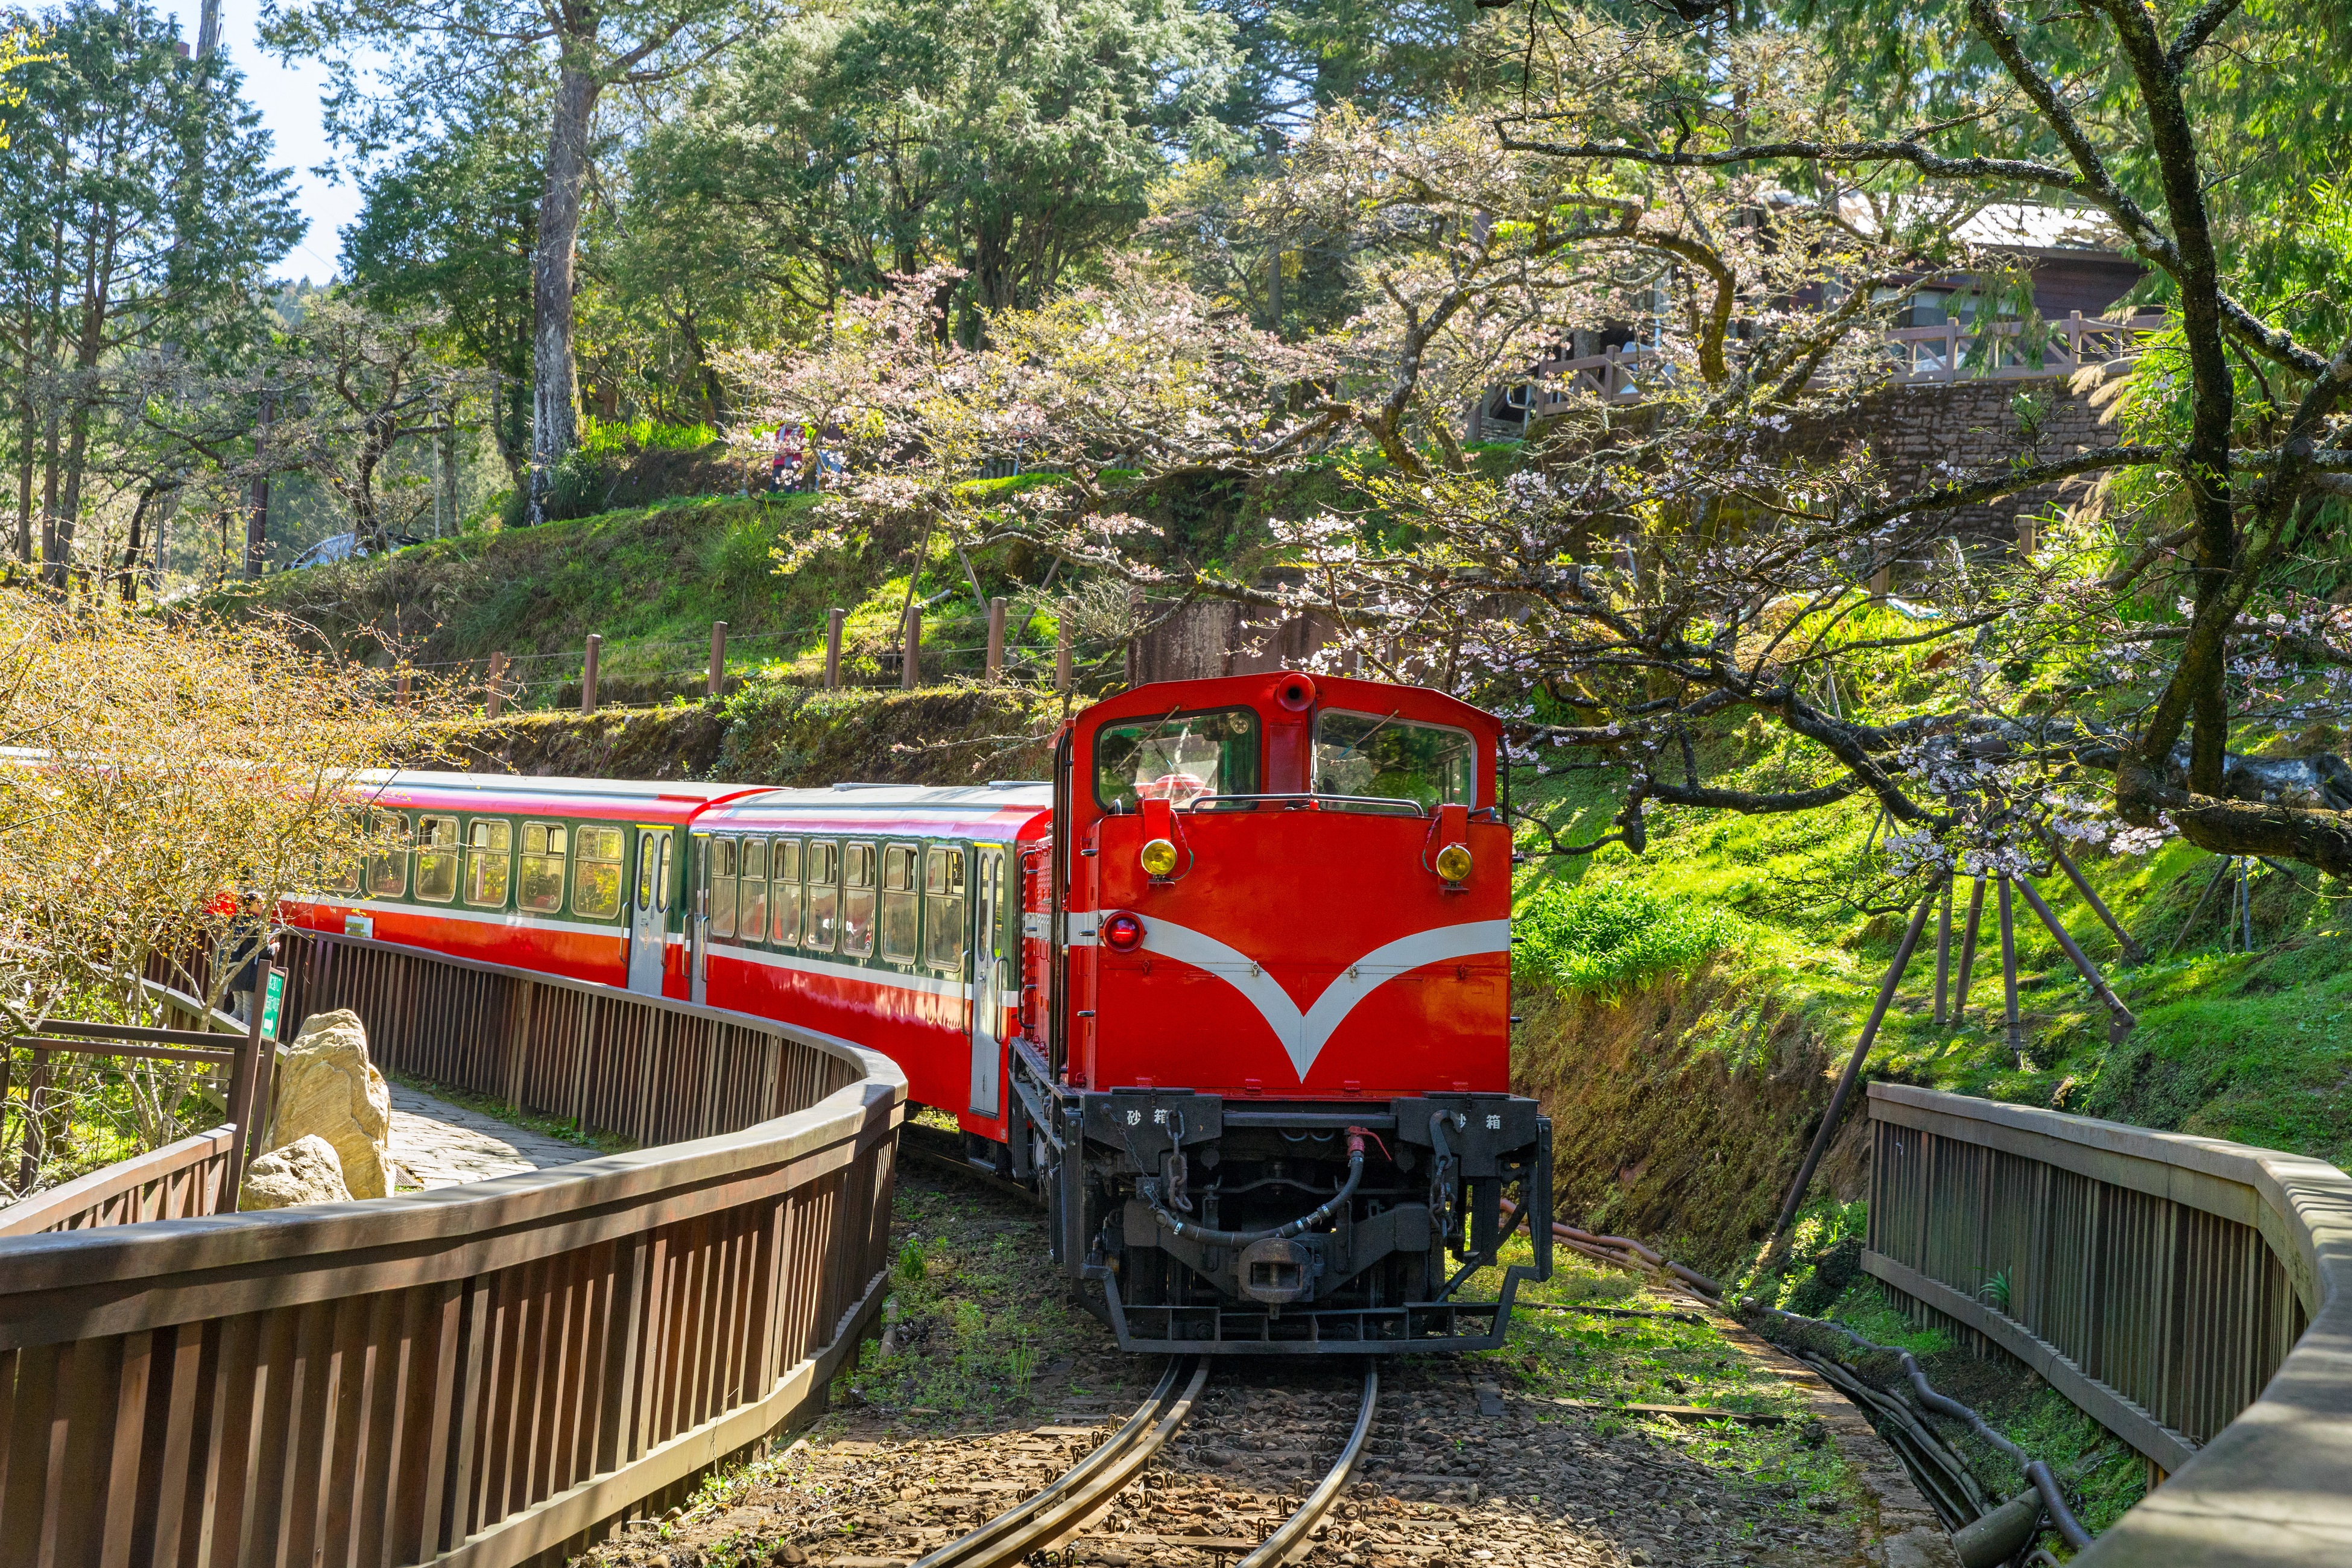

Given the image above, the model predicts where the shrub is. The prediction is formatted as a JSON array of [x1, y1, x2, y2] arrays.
[[1515, 877, 1746, 995]]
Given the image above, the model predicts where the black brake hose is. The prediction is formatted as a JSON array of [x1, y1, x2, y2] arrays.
[[1142, 1130, 1368, 1247]]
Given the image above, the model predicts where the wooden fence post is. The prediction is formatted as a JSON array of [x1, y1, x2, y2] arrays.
[[223, 958, 273, 1210], [825, 609, 844, 689], [709, 621, 727, 697], [582, 633, 602, 714], [986, 597, 1006, 681], [1056, 619, 1072, 692], [901, 606, 921, 691], [485, 652, 508, 719], [396, 666, 411, 706]]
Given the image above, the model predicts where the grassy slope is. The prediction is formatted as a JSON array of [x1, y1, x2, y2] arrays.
[[1510, 695, 2352, 1175]]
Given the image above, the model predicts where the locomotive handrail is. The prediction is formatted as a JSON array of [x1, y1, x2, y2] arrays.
[[0, 929, 906, 1567], [1864, 1084, 2352, 1565], [1181, 792, 1429, 815]]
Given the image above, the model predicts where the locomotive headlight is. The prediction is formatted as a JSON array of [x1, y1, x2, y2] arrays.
[[1139, 838, 1180, 877], [1434, 842, 1473, 883], [1102, 912, 1146, 952]]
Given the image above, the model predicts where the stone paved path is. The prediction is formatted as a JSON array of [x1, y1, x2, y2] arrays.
[[387, 1081, 601, 1189]]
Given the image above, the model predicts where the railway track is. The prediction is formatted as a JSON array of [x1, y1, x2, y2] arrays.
[[914, 1359, 1380, 1568]]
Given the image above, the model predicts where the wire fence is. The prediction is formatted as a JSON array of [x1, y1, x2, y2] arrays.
[[381, 614, 1137, 716]]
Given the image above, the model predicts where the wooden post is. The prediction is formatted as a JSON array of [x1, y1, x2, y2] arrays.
[[1775, 883, 1941, 1236], [2014, 877, 2138, 1040], [582, 633, 602, 713], [2042, 832, 2146, 964], [824, 609, 844, 689], [1933, 879, 1953, 1025], [222, 959, 273, 1210], [1954, 877, 1987, 1017], [1869, 561, 1892, 597], [16, 1047, 48, 1191], [2017, 516, 2038, 558], [485, 651, 508, 719], [901, 606, 921, 691], [2167, 856, 2235, 958], [396, 666, 411, 706], [1997, 877, 2024, 1051], [1943, 318, 1960, 379], [1056, 619, 1072, 692], [708, 621, 727, 698], [986, 597, 1007, 681]]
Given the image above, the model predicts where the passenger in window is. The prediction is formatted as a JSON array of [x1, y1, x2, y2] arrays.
[[520, 823, 567, 912], [805, 840, 839, 950]]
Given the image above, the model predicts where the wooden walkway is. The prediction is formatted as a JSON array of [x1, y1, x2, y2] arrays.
[[385, 1080, 599, 1189]]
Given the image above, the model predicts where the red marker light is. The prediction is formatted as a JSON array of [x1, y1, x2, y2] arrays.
[[1102, 912, 1145, 952]]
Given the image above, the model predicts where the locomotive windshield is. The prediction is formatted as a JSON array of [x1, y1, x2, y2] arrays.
[[1311, 709, 1476, 808], [1095, 706, 1260, 809]]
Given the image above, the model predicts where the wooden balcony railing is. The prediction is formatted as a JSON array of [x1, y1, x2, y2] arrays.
[[1508, 309, 2163, 419], [0, 929, 904, 1567]]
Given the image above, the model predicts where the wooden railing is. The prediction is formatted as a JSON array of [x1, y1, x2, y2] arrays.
[[1510, 310, 2163, 417], [0, 930, 904, 1567], [1865, 1084, 2352, 1564]]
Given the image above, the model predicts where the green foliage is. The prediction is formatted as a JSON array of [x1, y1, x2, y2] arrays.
[[579, 414, 719, 454], [1515, 877, 1748, 996]]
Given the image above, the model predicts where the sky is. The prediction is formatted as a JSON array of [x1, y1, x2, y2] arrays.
[[190, 0, 364, 280]]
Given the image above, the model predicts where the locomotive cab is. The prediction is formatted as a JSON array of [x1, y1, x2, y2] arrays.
[[1020, 672, 1553, 1353]]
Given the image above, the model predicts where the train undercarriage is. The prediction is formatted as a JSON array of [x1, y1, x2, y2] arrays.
[[999, 1046, 1553, 1353]]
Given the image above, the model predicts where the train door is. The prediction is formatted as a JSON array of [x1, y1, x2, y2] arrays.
[[968, 846, 1007, 1116], [627, 827, 669, 995]]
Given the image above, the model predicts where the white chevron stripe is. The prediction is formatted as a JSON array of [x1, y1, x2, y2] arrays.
[[1133, 917, 1510, 1080]]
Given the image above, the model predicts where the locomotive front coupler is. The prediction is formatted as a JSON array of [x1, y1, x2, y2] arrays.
[[1048, 1083, 1554, 1352]]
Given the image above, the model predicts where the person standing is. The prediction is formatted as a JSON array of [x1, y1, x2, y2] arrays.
[[221, 892, 279, 1023]]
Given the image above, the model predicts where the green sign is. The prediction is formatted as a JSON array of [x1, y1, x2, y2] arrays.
[[260, 969, 286, 1042]]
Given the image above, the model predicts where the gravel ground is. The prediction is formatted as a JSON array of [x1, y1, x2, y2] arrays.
[[573, 1154, 1944, 1568]]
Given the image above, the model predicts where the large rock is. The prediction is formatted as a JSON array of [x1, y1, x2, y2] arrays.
[[239, 1134, 354, 1210], [261, 1008, 394, 1199]]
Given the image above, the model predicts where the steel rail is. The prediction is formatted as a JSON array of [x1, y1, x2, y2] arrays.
[[1238, 1363, 1382, 1567], [915, 1358, 1209, 1568]]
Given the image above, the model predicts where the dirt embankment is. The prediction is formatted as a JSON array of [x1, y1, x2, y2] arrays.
[[1512, 963, 1869, 1282], [420, 683, 1072, 786]]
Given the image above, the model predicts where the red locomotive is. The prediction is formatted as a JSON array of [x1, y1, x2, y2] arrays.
[[292, 672, 1552, 1353]]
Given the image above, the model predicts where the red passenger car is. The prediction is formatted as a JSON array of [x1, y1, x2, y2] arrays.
[[291, 672, 1551, 1353]]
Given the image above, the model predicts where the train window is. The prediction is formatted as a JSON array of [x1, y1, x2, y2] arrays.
[[741, 839, 770, 946], [325, 847, 362, 894], [414, 815, 460, 902], [925, 846, 966, 970], [804, 839, 839, 950], [1095, 706, 1260, 811], [464, 820, 513, 907], [841, 841, 876, 957], [368, 812, 409, 897], [574, 826, 625, 918], [1312, 710, 1476, 809], [771, 838, 801, 946], [879, 843, 918, 961], [636, 832, 671, 913], [519, 823, 567, 912], [709, 836, 739, 941]]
